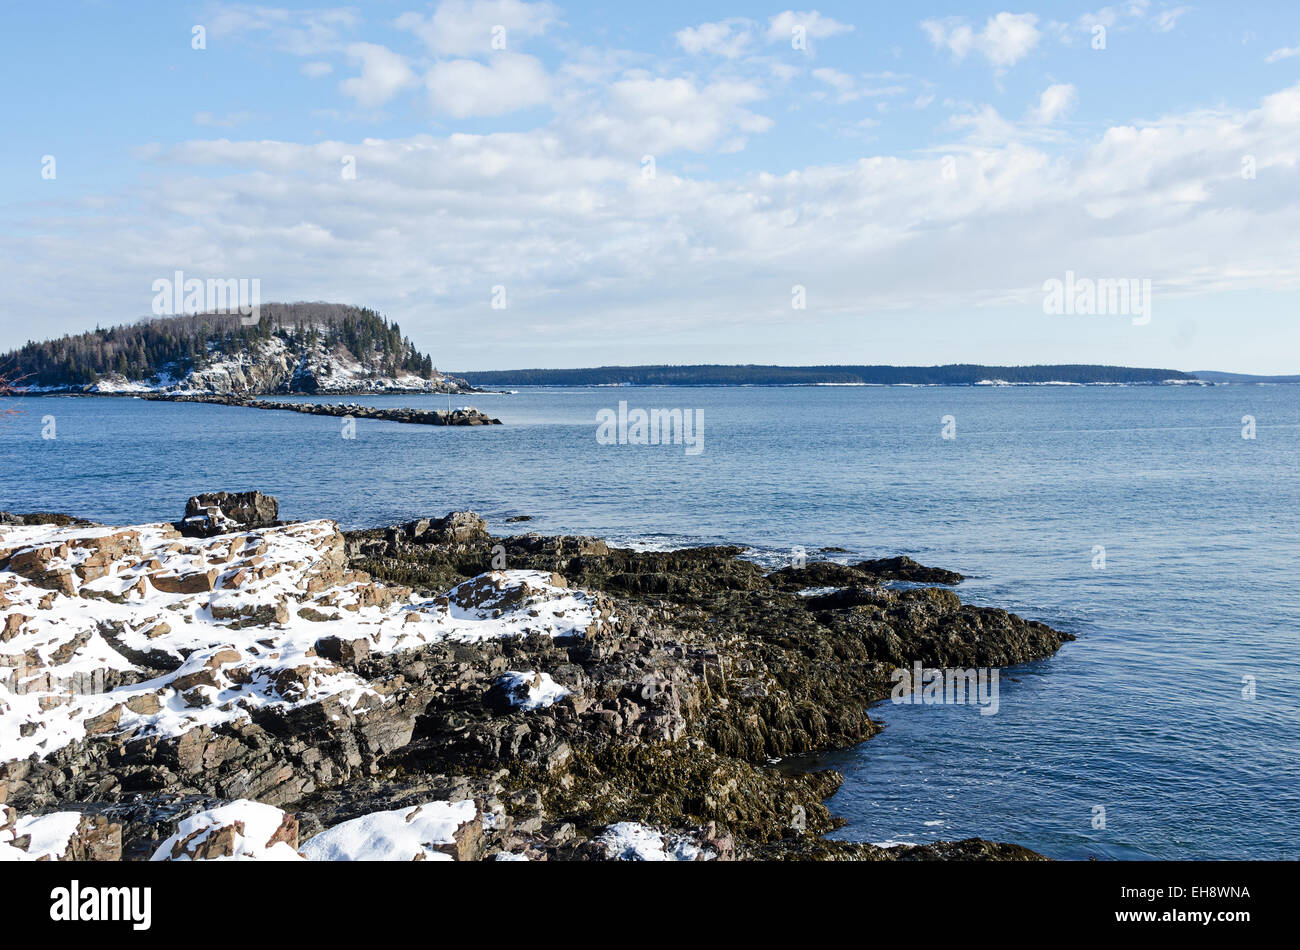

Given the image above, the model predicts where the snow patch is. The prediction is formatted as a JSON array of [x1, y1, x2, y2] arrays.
[[596, 822, 714, 861], [299, 800, 478, 861], [0, 520, 607, 764], [151, 800, 303, 861], [500, 670, 570, 710], [0, 811, 84, 861]]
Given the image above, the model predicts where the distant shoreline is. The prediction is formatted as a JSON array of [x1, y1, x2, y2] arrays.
[[450, 363, 1250, 388]]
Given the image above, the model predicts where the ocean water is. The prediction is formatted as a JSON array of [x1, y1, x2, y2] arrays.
[[1, 383, 1297, 860]]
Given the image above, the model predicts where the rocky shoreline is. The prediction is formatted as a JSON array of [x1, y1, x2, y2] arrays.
[[138, 393, 502, 426], [0, 493, 1072, 861]]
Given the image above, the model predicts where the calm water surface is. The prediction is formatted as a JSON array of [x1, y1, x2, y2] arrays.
[[1, 384, 1296, 859]]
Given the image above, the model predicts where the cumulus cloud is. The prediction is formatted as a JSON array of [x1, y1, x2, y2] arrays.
[[569, 76, 772, 155], [676, 19, 755, 58], [396, 0, 557, 56], [425, 53, 550, 117], [1064, 1, 1190, 43], [14, 78, 1300, 368], [922, 12, 1040, 69], [1029, 83, 1078, 123], [674, 11, 852, 58], [10, 6, 1300, 370], [339, 43, 419, 107], [766, 10, 854, 45]]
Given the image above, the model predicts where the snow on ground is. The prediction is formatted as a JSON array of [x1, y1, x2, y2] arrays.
[[151, 800, 304, 861], [596, 822, 714, 861], [0, 810, 84, 861], [1, 519, 607, 764], [299, 800, 479, 861], [499, 670, 571, 710]]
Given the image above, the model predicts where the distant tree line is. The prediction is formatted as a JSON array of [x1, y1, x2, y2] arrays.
[[458, 364, 1197, 387], [2, 303, 437, 387]]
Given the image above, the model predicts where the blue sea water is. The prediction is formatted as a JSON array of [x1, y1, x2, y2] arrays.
[[1, 383, 1297, 860]]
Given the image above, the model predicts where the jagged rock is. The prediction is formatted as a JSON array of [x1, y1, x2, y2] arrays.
[[403, 510, 488, 543], [149, 569, 219, 593], [181, 491, 279, 537], [1, 510, 1072, 862], [854, 555, 964, 585], [314, 635, 370, 666]]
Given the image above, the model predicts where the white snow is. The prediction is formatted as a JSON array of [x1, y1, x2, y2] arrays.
[[0, 810, 84, 861], [500, 670, 570, 710], [299, 800, 478, 861], [1, 520, 607, 764], [151, 800, 304, 861], [596, 822, 714, 861]]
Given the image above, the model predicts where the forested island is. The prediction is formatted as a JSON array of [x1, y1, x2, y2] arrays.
[[456, 364, 1203, 387], [0, 304, 472, 395]]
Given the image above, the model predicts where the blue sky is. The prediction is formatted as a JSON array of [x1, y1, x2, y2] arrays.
[[3, 1, 1300, 371]]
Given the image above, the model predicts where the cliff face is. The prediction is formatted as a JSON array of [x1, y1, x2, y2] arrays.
[[141, 335, 473, 395]]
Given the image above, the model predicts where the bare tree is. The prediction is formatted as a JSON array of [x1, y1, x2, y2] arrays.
[[0, 367, 28, 423]]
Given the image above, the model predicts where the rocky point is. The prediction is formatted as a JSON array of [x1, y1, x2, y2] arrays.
[[0, 493, 1073, 861]]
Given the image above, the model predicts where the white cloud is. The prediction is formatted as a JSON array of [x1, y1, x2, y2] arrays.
[[193, 111, 259, 128], [1266, 45, 1300, 64], [766, 10, 854, 45], [12, 9, 1300, 370], [27, 80, 1300, 362], [339, 43, 418, 108], [1064, 2, 1190, 43], [1152, 6, 1190, 32], [676, 19, 755, 58], [205, 5, 359, 55], [673, 12, 851, 57], [425, 53, 550, 117], [923, 12, 1041, 69], [301, 61, 334, 78], [396, 0, 557, 56], [811, 69, 907, 104], [1029, 83, 1078, 123], [811, 67, 854, 95], [570, 76, 772, 155]]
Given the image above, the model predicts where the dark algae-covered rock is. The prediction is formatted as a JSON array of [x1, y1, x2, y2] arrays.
[[0, 500, 1073, 861], [140, 392, 501, 426]]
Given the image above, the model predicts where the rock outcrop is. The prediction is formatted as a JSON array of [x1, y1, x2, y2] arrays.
[[180, 491, 280, 537], [0, 495, 1074, 861], [141, 393, 501, 426]]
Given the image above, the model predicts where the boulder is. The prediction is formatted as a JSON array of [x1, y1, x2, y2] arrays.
[[180, 491, 279, 537], [405, 511, 488, 544]]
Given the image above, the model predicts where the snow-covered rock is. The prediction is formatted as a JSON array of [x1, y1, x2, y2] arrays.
[[0, 519, 609, 765], [299, 800, 480, 861], [596, 822, 716, 861], [499, 670, 571, 710], [151, 800, 303, 861]]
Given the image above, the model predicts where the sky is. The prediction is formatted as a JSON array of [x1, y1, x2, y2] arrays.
[[2, 1, 1300, 372]]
